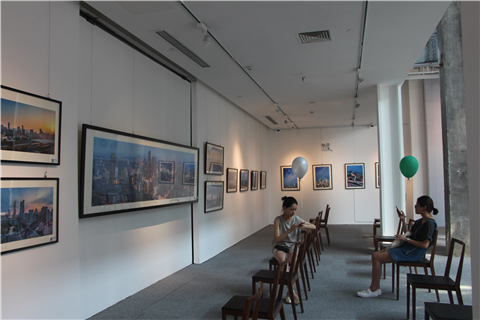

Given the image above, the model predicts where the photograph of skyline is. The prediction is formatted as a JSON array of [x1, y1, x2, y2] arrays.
[[315, 165, 331, 189]]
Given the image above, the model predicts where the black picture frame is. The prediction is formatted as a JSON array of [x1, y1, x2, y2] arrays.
[[1, 177, 59, 254], [312, 164, 333, 190], [1, 85, 62, 165], [226, 168, 238, 193], [260, 171, 267, 189], [281, 166, 300, 191], [205, 142, 224, 175], [205, 181, 224, 213], [79, 124, 199, 218], [240, 169, 249, 192], [345, 163, 365, 189], [251, 171, 259, 191]]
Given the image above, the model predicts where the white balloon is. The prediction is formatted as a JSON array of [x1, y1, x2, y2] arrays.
[[292, 157, 308, 179]]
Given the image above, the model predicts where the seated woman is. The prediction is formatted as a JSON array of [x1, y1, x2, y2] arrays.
[[273, 196, 316, 304], [357, 195, 438, 298]]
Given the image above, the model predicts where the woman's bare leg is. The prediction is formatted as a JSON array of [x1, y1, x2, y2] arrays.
[[273, 250, 299, 300], [370, 249, 394, 291]]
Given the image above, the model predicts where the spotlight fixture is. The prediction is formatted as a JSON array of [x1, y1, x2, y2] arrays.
[[284, 120, 288, 124], [355, 103, 360, 108], [203, 32, 211, 46]]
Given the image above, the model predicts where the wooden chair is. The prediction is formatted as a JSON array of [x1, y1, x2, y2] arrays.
[[253, 239, 305, 320], [310, 210, 324, 252], [319, 205, 331, 246], [240, 282, 264, 320], [407, 238, 466, 320], [222, 260, 288, 320], [394, 230, 440, 301], [424, 302, 473, 320]]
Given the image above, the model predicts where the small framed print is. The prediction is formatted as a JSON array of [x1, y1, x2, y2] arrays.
[[240, 169, 249, 192], [251, 171, 259, 191], [205, 142, 224, 175], [260, 171, 267, 189], [159, 160, 175, 184], [375, 162, 380, 189], [281, 166, 300, 191], [227, 168, 238, 193], [205, 181, 224, 213], [345, 163, 365, 189], [313, 164, 333, 190], [1, 178, 59, 254], [183, 162, 196, 185], [1, 85, 62, 165]]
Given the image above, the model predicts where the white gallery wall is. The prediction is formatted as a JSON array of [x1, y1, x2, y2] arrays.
[[266, 126, 381, 225]]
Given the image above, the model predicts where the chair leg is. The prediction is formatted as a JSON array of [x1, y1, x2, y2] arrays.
[[318, 230, 324, 251], [383, 262, 386, 279], [396, 264, 400, 301], [296, 279, 304, 313], [448, 290, 454, 304], [391, 262, 395, 293], [456, 289, 464, 305], [303, 263, 311, 290], [287, 283, 298, 320], [307, 248, 316, 275], [280, 307, 286, 320], [412, 286, 417, 320], [325, 227, 330, 246], [299, 264, 309, 300], [430, 265, 440, 302], [407, 282, 410, 320]]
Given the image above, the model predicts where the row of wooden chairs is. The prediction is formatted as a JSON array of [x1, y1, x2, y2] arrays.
[[221, 204, 331, 320]]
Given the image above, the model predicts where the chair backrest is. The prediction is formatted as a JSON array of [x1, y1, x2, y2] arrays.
[[444, 238, 466, 288], [324, 205, 330, 224], [289, 238, 304, 276], [427, 230, 439, 265], [268, 258, 288, 317], [407, 219, 415, 231], [242, 281, 263, 320]]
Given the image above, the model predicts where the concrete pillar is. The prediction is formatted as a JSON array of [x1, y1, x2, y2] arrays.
[[377, 84, 405, 235], [437, 1, 470, 255], [460, 1, 479, 317]]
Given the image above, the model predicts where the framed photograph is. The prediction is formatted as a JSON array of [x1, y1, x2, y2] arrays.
[[260, 171, 267, 189], [226, 168, 238, 193], [159, 160, 175, 184], [375, 162, 380, 189], [240, 169, 249, 192], [281, 166, 300, 191], [251, 171, 259, 191], [205, 181, 224, 213], [183, 162, 196, 185], [1, 178, 59, 254], [205, 142, 224, 175], [345, 163, 365, 189], [80, 124, 199, 218], [313, 164, 333, 190], [1, 85, 62, 165]]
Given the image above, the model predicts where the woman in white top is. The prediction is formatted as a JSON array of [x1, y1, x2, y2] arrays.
[[273, 196, 315, 304]]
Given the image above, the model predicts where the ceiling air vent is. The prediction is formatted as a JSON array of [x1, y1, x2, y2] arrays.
[[265, 116, 278, 125], [155, 30, 210, 68], [298, 30, 331, 44]]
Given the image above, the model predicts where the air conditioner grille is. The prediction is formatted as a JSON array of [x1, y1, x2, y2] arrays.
[[298, 30, 331, 44], [156, 31, 210, 68], [265, 116, 278, 125]]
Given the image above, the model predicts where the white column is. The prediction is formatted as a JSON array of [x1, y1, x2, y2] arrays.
[[377, 84, 405, 235]]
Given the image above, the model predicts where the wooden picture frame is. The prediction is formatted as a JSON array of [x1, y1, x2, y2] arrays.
[[205, 181, 224, 213], [205, 142, 224, 175], [240, 169, 249, 192], [1, 178, 59, 254], [1, 85, 62, 165], [312, 164, 333, 190], [251, 170, 259, 191], [226, 168, 238, 193], [281, 166, 300, 191], [345, 163, 365, 189], [79, 124, 199, 218]]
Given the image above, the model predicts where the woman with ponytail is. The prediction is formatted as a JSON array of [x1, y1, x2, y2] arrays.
[[357, 195, 438, 298], [273, 196, 315, 304]]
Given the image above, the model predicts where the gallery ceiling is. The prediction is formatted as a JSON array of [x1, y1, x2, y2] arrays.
[[83, 1, 450, 130]]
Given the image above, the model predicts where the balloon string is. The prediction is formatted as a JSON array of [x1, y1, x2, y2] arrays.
[[300, 179, 304, 208]]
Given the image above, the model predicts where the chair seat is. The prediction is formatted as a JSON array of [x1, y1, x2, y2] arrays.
[[397, 257, 430, 267], [375, 235, 397, 242], [221, 295, 282, 317], [424, 302, 472, 320], [407, 274, 456, 288]]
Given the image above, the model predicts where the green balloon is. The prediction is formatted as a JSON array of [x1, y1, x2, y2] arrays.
[[399, 156, 419, 178]]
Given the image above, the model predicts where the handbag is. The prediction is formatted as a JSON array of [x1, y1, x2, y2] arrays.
[[387, 231, 411, 249]]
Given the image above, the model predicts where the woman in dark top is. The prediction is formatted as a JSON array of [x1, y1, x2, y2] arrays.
[[357, 195, 438, 298]]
